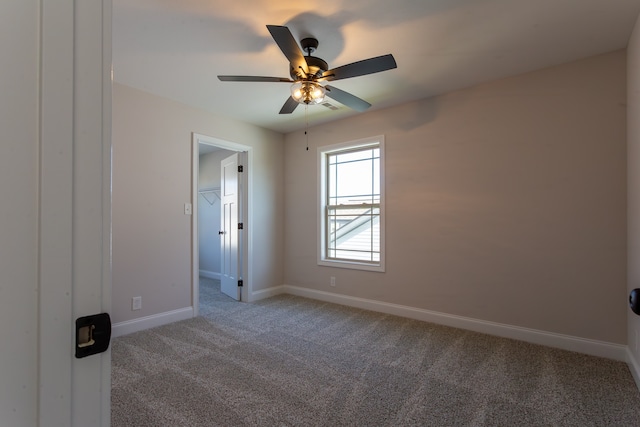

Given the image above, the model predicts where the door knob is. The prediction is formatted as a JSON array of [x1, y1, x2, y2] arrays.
[[218, 230, 225, 235]]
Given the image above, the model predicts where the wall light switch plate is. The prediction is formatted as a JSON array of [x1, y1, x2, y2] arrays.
[[184, 203, 192, 215]]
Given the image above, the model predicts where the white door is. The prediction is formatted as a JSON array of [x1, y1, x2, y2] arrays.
[[40, 1, 112, 426], [220, 153, 241, 300], [0, 1, 111, 426]]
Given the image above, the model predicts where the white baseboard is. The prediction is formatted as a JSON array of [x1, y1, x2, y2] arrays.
[[112, 307, 194, 338], [249, 285, 286, 302], [281, 285, 627, 362], [199, 270, 221, 280], [627, 348, 640, 391]]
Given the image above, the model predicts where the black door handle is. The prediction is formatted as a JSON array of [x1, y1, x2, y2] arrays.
[[75, 313, 111, 358]]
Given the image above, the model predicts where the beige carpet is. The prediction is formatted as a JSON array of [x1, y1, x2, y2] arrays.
[[111, 278, 640, 426]]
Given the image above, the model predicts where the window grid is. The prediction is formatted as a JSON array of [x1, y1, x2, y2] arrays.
[[325, 146, 380, 265]]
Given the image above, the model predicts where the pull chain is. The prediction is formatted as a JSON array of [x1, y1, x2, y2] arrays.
[[305, 104, 309, 151]]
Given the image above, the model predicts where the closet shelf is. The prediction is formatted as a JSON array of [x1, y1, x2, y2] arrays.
[[198, 187, 220, 205]]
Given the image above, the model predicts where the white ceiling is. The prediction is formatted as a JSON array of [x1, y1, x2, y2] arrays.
[[113, 0, 640, 134]]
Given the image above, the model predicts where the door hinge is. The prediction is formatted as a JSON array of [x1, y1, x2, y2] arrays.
[[238, 280, 243, 287], [238, 165, 243, 173], [238, 222, 244, 230]]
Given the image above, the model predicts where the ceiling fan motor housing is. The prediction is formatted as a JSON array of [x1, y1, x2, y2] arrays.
[[290, 56, 329, 80], [288, 37, 328, 79], [291, 55, 328, 80]]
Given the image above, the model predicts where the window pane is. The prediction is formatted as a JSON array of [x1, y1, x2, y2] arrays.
[[372, 159, 380, 197], [335, 160, 372, 200], [327, 206, 379, 262], [328, 153, 380, 206], [328, 163, 337, 205]]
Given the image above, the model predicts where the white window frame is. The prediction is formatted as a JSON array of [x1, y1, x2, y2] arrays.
[[318, 135, 385, 272]]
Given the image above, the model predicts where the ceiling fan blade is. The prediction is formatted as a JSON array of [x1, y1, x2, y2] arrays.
[[218, 75, 293, 83], [266, 25, 309, 76], [325, 85, 371, 112], [321, 54, 397, 82], [279, 96, 299, 114]]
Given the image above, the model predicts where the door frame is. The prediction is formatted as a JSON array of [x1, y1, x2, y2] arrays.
[[191, 133, 252, 315]]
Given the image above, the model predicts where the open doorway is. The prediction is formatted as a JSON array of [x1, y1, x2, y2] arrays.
[[191, 133, 251, 316]]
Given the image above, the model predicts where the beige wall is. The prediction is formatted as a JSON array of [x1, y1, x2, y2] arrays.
[[285, 51, 627, 344], [112, 83, 284, 324], [628, 16, 640, 368]]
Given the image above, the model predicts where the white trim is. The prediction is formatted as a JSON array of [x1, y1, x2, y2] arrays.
[[199, 270, 221, 280], [191, 133, 252, 314], [627, 348, 640, 391], [250, 285, 287, 302], [100, 1, 113, 424], [282, 285, 627, 362], [111, 307, 193, 338]]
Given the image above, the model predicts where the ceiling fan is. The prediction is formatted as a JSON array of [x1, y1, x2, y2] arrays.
[[218, 25, 397, 114]]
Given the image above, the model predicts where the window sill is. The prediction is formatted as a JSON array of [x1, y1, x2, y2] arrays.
[[318, 259, 385, 273]]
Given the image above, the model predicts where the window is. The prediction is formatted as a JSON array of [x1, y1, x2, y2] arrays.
[[318, 136, 385, 272]]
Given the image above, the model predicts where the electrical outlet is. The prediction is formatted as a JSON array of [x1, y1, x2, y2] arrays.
[[330, 276, 336, 287], [132, 296, 142, 311]]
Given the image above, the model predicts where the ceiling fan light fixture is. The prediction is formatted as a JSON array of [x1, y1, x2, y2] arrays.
[[291, 81, 325, 105]]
